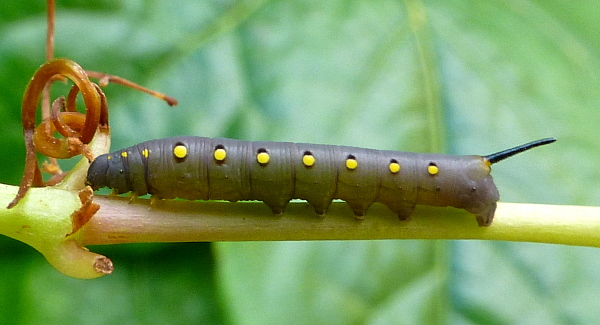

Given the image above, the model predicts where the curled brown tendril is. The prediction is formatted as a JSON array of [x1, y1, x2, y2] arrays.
[[8, 58, 109, 209], [86, 71, 178, 107]]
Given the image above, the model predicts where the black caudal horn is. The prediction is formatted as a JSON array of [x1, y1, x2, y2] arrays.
[[484, 138, 556, 164]]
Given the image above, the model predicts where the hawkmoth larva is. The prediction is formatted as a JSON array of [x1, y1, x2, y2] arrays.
[[86, 137, 556, 226]]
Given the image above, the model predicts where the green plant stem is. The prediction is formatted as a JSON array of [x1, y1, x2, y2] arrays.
[[1, 183, 599, 279], [81, 195, 600, 247], [0, 184, 111, 279]]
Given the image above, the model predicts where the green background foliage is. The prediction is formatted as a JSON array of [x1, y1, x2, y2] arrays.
[[1, 0, 599, 323]]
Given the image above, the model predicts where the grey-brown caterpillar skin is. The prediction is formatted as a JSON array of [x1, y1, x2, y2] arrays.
[[86, 136, 555, 227]]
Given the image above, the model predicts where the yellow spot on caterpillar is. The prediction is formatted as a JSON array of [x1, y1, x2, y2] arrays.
[[345, 156, 358, 170], [389, 161, 400, 174], [427, 163, 439, 175], [302, 154, 315, 167], [107, 156, 112, 160], [214, 148, 227, 161], [121, 151, 128, 158], [173, 145, 187, 159], [257, 152, 270, 165], [142, 148, 149, 158]]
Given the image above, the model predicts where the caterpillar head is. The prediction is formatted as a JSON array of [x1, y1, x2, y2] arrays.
[[86, 152, 129, 193]]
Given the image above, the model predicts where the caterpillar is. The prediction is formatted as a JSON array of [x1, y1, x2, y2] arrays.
[[86, 137, 555, 226]]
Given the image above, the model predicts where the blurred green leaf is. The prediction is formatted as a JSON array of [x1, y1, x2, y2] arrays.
[[216, 241, 448, 325], [1, 0, 600, 324]]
